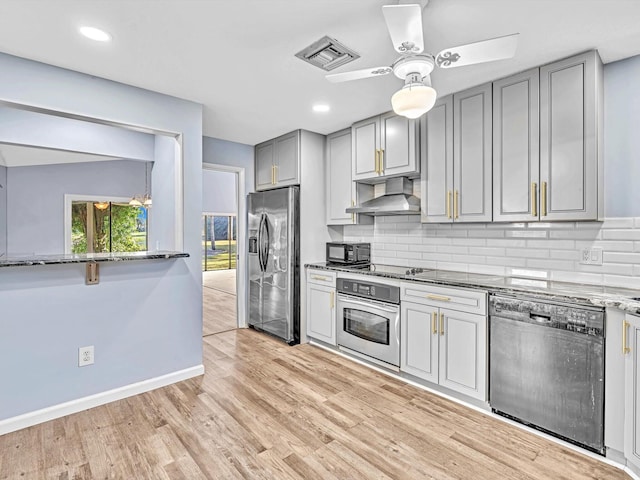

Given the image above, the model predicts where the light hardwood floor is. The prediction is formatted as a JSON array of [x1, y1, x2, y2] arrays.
[[203, 270, 237, 336], [0, 328, 630, 480]]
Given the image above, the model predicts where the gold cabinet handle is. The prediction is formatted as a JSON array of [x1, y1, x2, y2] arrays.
[[426, 294, 451, 302], [531, 182, 538, 217], [379, 149, 384, 174], [374, 149, 380, 174], [446, 191, 452, 219], [440, 312, 445, 336], [351, 199, 355, 223], [271, 165, 275, 185], [454, 191, 459, 219], [623, 320, 631, 354], [311, 274, 330, 282], [541, 181, 547, 217], [330, 291, 335, 309], [431, 312, 437, 335]]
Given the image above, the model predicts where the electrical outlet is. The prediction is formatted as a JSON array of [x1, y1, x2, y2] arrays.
[[78, 346, 94, 367], [579, 248, 603, 265], [580, 248, 591, 263]]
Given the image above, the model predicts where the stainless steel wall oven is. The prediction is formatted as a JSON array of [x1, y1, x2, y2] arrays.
[[336, 277, 400, 368]]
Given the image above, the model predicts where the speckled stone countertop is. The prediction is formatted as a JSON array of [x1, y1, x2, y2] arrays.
[[0, 251, 189, 268], [306, 262, 640, 315]]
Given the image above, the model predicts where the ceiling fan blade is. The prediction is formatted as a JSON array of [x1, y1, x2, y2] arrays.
[[382, 4, 424, 54], [435, 33, 519, 69], [326, 66, 393, 83]]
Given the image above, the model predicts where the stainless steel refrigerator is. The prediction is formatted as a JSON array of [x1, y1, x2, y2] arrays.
[[247, 186, 299, 345]]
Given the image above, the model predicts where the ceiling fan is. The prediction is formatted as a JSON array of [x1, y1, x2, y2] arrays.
[[326, 3, 519, 119]]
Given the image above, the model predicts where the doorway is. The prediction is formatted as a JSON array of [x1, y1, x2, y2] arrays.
[[202, 164, 245, 336]]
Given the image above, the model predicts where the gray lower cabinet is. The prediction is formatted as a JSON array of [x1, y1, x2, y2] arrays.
[[400, 282, 487, 401], [625, 313, 640, 475], [306, 270, 336, 345], [352, 112, 419, 183], [539, 50, 603, 221], [493, 68, 540, 222], [255, 130, 300, 191], [421, 83, 492, 224], [402, 302, 439, 383]]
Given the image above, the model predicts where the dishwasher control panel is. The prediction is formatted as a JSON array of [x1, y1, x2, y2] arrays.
[[489, 294, 604, 337]]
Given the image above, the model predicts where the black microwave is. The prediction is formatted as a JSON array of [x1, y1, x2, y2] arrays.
[[326, 242, 370, 265]]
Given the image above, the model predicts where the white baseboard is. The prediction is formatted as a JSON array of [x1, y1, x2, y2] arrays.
[[0, 364, 205, 436]]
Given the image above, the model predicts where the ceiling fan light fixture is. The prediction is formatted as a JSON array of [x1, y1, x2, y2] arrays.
[[391, 81, 437, 119]]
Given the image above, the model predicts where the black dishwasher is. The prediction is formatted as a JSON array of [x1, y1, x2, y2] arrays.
[[489, 294, 605, 454]]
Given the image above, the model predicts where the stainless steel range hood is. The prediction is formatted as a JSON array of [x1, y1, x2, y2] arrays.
[[346, 177, 420, 216]]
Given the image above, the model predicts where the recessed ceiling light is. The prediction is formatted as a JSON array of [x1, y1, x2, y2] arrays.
[[313, 104, 330, 113], [79, 26, 112, 42]]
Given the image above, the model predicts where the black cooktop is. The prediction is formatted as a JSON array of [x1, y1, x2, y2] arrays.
[[336, 263, 428, 277]]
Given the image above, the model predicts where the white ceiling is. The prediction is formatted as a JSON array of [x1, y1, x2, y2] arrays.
[[0, 0, 639, 146]]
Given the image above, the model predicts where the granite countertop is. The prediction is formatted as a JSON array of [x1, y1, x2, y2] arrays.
[[306, 262, 640, 315], [0, 251, 189, 268]]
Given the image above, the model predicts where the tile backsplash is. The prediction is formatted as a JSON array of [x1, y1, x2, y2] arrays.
[[343, 216, 640, 289]]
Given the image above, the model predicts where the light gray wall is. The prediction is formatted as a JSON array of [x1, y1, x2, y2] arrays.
[[149, 135, 178, 252], [0, 165, 6, 256], [604, 54, 640, 217], [203, 136, 254, 196], [6, 160, 146, 255], [203, 169, 236, 214], [0, 51, 203, 423], [0, 106, 155, 161]]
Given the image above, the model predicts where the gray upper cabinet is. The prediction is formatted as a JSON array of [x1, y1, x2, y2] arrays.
[[494, 51, 603, 222], [540, 50, 603, 221], [421, 84, 492, 224], [454, 83, 493, 223], [255, 141, 275, 191], [493, 68, 540, 222], [255, 130, 300, 191], [326, 129, 374, 226], [352, 112, 419, 183], [274, 131, 300, 187], [326, 129, 354, 225], [421, 95, 454, 223], [352, 116, 380, 181], [379, 112, 419, 178]]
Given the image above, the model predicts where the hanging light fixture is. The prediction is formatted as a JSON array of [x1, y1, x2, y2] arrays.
[[129, 162, 152, 208], [94, 201, 110, 210], [391, 73, 437, 119]]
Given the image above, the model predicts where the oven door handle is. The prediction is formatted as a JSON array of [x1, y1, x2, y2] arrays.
[[394, 314, 400, 347], [336, 294, 399, 313]]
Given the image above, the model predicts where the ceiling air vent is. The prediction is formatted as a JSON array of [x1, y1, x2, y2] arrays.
[[295, 36, 360, 71]]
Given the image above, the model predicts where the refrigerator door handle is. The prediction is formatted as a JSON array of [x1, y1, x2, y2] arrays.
[[262, 213, 271, 271], [258, 213, 265, 272]]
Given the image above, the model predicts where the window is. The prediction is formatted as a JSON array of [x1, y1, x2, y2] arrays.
[[202, 214, 236, 271], [70, 200, 148, 253]]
